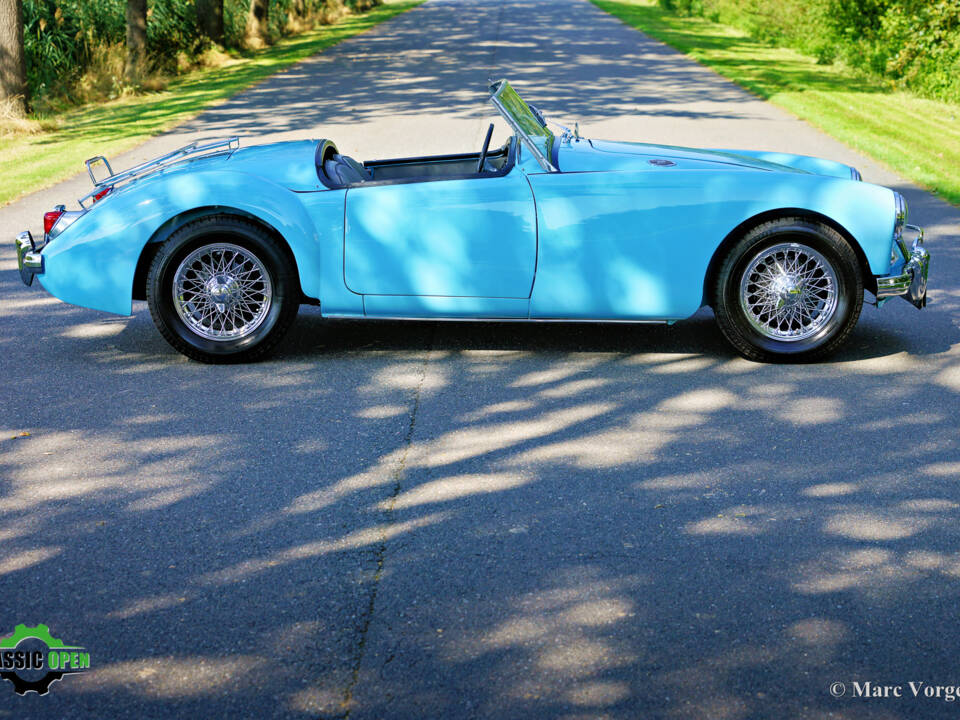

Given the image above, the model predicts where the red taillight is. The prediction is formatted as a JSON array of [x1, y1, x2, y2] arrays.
[[43, 210, 64, 235], [93, 186, 113, 203]]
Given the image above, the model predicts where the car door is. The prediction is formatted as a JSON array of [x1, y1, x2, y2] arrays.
[[343, 169, 537, 317]]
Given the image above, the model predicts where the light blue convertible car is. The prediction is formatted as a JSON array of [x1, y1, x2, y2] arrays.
[[16, 79, 929, 363]]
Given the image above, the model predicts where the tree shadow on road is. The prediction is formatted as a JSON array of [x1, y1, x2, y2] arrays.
[[0, 285, 959, 718], [168, 0, 766, 146]]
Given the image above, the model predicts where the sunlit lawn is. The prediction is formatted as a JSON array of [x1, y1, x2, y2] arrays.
[[0, 0, 422, 207], [592, 0, 960, 205]]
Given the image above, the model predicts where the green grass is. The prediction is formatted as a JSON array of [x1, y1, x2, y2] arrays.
[[0, 0, 422, 207], [591, 0, 960, 205]]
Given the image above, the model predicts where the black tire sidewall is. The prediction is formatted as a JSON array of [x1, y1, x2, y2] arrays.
[[148, 219, 295, 361], [718, 223, 861, 360]]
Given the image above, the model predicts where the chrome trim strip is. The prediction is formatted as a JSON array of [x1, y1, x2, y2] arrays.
[[333, 315, 671, 324]]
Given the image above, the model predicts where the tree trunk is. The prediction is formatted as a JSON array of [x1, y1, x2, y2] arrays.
[[196, 0, 224, 44], [0, 0, 28, 116], [245, 0, 270, 47], [125, 0, 147, 84]]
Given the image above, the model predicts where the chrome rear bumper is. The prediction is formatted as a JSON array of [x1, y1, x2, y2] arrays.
[[15, 231, 45, 286], [876, 224, 928, 309]]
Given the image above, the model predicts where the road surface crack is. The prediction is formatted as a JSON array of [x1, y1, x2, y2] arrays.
[[341, 332, 433, 718]]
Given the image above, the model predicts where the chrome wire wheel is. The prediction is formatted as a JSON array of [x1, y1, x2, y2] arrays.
[[172, 242, 273, 341], [738, 242, 839, 342]]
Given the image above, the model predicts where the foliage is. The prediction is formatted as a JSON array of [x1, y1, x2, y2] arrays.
[[1, 0, 417, 206], [655, 0, 960, 103], [21, 0, 382, 108], [23, 0, 125, 101], [593, 0, 960, 205]]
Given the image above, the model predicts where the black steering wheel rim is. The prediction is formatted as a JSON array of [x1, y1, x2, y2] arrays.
[[477, 123, 495, 173]]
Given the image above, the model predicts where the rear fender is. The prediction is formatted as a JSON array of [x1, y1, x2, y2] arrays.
[[38, 170, 323, 316]]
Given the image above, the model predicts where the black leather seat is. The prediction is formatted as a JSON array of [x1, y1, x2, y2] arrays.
[[323, 154, 372, 187]]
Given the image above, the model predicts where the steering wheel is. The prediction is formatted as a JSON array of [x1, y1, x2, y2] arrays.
[[477, 123, 495, 173]]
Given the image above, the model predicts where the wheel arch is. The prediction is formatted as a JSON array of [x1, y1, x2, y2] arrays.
[[702, 208, 875, 308], [133, 206, 312, 303]]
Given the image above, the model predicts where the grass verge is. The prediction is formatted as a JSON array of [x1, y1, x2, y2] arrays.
[[0, 0, 422, 207], [591, 0, 960, 205]]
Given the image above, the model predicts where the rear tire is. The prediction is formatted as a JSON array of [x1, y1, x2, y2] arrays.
[[713, 217, 863, 363], [146, 215, 299, 363]]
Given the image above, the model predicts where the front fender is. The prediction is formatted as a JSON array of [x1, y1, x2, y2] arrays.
[[527, 169, 897, 320], [38, 170, 324, 316]]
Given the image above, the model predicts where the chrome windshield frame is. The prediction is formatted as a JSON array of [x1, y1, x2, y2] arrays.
[[488, 80, 558, 173]]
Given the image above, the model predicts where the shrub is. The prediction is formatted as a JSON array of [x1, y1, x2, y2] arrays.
[[656, 0, 960, 102], [23, 0, 126, 101], [22, 0, 382, 108]]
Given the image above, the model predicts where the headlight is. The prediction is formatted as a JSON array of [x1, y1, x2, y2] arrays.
[[893, 192, 907, 240]]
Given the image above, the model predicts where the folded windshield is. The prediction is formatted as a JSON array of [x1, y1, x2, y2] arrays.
[[488, 79, 557, 172]]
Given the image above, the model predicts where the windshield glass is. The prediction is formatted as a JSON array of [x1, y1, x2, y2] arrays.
[[488, 79, 556, 172]]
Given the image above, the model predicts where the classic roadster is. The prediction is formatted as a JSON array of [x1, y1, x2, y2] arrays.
[[16, 80, 929, 363]]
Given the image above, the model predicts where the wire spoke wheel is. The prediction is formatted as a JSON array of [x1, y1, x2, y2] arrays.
[[738, 242, 838, 342], [714, 218, 862, 362], [148, 216, 300, 363], [172, 243, 272, 341]]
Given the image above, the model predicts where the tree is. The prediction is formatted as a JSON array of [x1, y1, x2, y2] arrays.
[[0, 0, 28, 116], [245, 0, 270, 48], [125, 0, 147, 84], [196, 0, 224, 44], [289, 0, 304, 23]]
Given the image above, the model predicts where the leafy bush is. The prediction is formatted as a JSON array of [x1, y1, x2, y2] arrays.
[[657, 0, 960, 102], [22, 0, 381, 107], [147, 0, 209, 71], [23, 0, 125, 100], [659, 0, 704, 14]]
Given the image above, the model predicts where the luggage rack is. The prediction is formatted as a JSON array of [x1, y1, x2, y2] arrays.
[[79, 137, 240, 208]]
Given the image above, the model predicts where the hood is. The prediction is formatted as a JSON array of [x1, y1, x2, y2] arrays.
[[559, 139, 856, 179]]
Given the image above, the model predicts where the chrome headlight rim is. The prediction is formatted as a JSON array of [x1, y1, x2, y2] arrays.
[[894, 191, 907, 241]]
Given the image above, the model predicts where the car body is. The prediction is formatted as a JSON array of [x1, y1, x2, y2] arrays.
[[16, 79, 929, 363]]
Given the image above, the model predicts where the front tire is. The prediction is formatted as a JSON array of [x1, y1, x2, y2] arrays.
[[146, 215, 299, 363], [713, 217, 863, 363]]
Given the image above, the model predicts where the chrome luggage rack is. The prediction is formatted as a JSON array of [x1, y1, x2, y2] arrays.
[[79, 137, 240, 207]]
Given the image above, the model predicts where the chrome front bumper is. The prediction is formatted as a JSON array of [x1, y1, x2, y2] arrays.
[[876, 224, 929, 309], [15, 231, 45, 286]]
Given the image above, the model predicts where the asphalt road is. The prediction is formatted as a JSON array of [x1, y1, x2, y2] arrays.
[[2, 0, 959, 718]]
